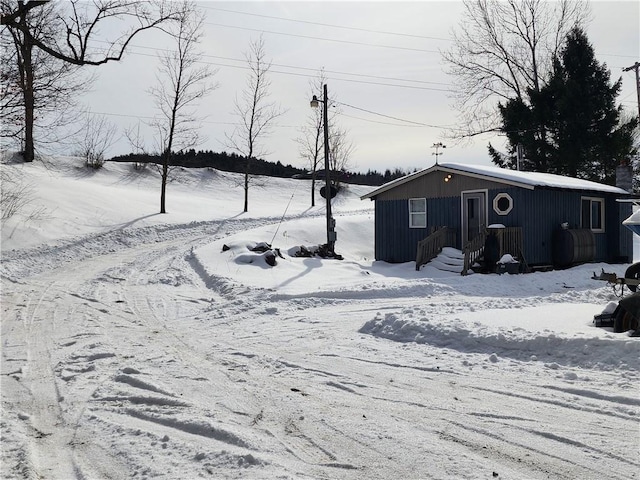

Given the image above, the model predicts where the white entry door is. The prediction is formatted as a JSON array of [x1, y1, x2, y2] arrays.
[[461, 191, 487, 247]]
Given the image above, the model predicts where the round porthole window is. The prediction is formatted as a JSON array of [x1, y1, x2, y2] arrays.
[[493, 193, 513, 215]]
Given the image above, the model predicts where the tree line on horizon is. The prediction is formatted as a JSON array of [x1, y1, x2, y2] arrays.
[[109, 149, 412, 187]]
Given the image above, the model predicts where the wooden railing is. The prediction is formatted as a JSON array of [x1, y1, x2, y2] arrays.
[[462, 228, 488, 275], [497, 227, 524, 262], [462, 227, 524, 275], [415, 226, 456, 271]]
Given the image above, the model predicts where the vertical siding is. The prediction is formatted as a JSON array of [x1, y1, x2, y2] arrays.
[[374, 197, 460, 263], [374, 180, 633, 265], [485, 188, 573, 265], [485, 188, 631, 264], [616, 202, 634, 262]]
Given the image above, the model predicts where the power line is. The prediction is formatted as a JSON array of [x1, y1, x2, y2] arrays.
[[76, 102, 455, 133], [201, 5, 451, 42], [338, 112, 428, 128], [199, 14, 637, 61], [117, 47, 455, 93], [201, 5, 638, 61], [97, 40, 452, 89], [335, 101, 447, 128], [76, 110, 301, 129], [205, 22, 441, 54]]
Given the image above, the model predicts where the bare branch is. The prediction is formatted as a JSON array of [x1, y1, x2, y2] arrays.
[[2, 0, 183, 66], [442, 0, 590, 138], [226, 35, 286, 212], [74, 112, 119, 168], [143, 1, 216, 213]]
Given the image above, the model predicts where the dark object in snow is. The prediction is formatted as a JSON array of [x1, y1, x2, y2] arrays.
[[614, 292, 640, 334], [483, 232, 500, 273], [293, 244, 343, 260], [316, 244, 343, 260], [625, 263, 640, 293], [593, 311, 615, 328], [222, 244, 230, 252], [496, 262, 520, 275], [492, 473, 499, 478], [294, 246, 314, 257], [264, 250, 277, 267], [250, 242, 272, 253], [594, 292, 640, 334]]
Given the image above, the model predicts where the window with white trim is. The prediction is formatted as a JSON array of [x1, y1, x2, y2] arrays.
[[581, 197, 604, 232], [409, 198, 427, 228], [493, 193, 513, 215]]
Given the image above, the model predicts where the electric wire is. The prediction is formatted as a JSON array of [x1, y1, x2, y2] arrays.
[[109, 40, 451, 88], [201, 5, 451, 42], [113, 47, 456, 93], [335, 101, 445, 127], [205, 22, 441, 54], [199, 6, 637, 60]]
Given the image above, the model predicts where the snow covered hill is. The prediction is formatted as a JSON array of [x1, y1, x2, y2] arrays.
[[1, 154, 638, 479]]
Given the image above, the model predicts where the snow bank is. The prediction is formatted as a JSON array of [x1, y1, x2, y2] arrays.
[[360, 306, 639, 371]]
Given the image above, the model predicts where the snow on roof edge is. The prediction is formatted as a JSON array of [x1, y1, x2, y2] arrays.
[[361, 162, 631, 199]]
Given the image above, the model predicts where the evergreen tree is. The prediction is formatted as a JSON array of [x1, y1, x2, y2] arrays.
[[490, 27, 638, 184]]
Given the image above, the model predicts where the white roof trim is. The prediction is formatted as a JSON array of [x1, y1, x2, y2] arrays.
[[360, 162, 630, 200]]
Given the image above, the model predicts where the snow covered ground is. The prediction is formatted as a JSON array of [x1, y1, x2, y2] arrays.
[[1, 154, 639, 480]]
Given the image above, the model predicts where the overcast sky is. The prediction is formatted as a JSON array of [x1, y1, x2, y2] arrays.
[[82, 1, 640, 174]]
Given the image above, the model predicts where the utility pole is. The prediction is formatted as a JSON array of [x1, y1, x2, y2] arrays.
[[623, 62, 640, 120], [310, 84, 337, 256]]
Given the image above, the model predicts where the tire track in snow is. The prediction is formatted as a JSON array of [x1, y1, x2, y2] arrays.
[[1, 279, 116, 479]]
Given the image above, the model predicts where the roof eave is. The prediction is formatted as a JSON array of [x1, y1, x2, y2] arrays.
[[359, 164, 535, 200]]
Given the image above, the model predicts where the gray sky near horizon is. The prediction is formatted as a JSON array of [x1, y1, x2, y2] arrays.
[[79, 0, 640, 174]]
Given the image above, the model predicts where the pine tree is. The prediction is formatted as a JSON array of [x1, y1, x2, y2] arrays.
[[490, 27, 638, 184]]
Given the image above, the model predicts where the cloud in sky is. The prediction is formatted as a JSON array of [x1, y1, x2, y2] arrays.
[[80, 1, 639, 174]]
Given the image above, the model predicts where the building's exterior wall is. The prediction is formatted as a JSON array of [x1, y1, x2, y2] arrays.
[[374, 171, 507, 201], [374, 196, 459, 263], [372, 172, 633, 265], [615, 202, 634, 263]]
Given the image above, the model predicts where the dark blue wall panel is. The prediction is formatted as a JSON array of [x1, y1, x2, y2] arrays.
[[374, 186, 633, 265]]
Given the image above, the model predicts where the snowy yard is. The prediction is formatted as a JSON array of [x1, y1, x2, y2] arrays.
[[1, 155, 638, 479]]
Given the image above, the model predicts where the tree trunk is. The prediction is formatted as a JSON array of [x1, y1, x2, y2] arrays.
[[243, 156, 250, 213], [19, 14, 35, 162], [161, 152, 169, 214]]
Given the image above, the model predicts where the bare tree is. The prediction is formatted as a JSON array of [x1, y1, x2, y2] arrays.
[[1, 1, 90, 161], [148, 2, 216, 214], [328, 126, 355, 189], [442, 0, 589, 138], [295, 70, 327, 207], [296, 71, 355, 204], [0, 153, 46, 221], [74, 112, 118, 168], [0, 167, 33, 220], [0, 33, 23, 144], [1, 0, 183, 162], [227, 35, 285, 213], [124, 122, 151, 170]]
